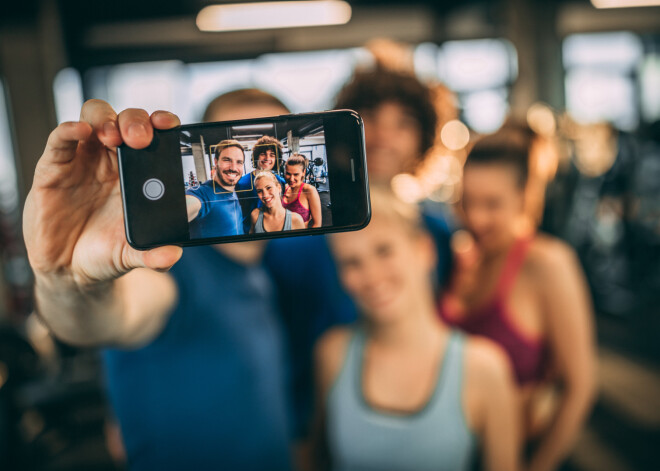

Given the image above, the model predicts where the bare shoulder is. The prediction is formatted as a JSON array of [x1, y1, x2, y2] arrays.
[[250, 207, 260, 221], [526, 233, 580, 275], [315, 326, 354, 392], [304, 183, 319, 195], [290, 211, 305, 229], [463, 335, 513, 388], [315, 326, 353, 363]]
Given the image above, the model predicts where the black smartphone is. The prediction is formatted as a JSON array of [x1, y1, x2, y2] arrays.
[[118, 110, 370, 249]]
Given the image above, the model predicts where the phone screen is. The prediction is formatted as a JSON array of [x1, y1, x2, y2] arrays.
[[118, 110, 370, 249], [181, 115, 333, 239]]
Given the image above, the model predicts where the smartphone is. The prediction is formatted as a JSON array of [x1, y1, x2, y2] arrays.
[[118, 110, 370, 249]]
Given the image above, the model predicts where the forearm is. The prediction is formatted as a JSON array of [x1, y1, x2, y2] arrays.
[[34, 273, 126, 347], [528, 384, 596, 471]]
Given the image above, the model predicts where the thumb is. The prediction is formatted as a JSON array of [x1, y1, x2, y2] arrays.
[[124, 245, 183, 273]]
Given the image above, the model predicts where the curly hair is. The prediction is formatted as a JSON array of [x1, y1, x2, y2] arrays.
[[252, 135, 283, 169], [334, 68, 437, 156]]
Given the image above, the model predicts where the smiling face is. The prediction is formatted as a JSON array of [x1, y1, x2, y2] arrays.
[[215, 146, 244, 189], [330, 214, 435, 323], [285, 162, 305, 187], [255, 174, 282, 209], [462, 163, 525, 253], [257, 149, 277, 171]]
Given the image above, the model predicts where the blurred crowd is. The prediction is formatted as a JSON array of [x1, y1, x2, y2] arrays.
[[2, 37, 660, 471]]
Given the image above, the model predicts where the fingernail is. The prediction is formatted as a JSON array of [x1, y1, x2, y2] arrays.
[[127, 122, 147, 139], [103, 121, 117, 136]]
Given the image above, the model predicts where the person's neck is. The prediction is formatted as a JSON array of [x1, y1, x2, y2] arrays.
[[480, 234, 517, 264], [214, 176, 234, 192], [264, 204, 285, 218], [367, 292, 443, 348]]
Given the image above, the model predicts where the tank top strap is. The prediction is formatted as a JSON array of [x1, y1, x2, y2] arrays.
[[333, 327, 365, 396], [255, 209, 265, 233], [283, 209, 292, 231], [495, 237, 533, 301], [296, 183, 304, 199], [429, 330, 465, 411]]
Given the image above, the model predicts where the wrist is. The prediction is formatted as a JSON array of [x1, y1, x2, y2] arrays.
[[34, 269, 115, 296]]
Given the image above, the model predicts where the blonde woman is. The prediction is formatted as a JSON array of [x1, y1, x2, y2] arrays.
[[312, 187, 520, 471], [250, 171, 305, 233]]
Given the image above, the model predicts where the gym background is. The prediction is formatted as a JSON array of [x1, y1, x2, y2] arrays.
[[0, 0, 659, 469]]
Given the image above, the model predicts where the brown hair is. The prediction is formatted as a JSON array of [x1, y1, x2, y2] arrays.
[[465, 123, 533, 189], [214, 139, 245, 161], [285, 154, 308, 173]]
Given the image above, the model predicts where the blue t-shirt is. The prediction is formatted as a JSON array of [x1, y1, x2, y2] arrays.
[[263, 201, 453, 438], [186, 180, 244, 239], [236, 172, 286, 233], [103, 246, 292, 471]]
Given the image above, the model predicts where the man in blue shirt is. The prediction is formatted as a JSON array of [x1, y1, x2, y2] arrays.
[[186, 139, 245, 239], [24, 91, 294, 470]]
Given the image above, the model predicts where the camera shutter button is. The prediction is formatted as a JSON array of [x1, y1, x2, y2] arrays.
[[143, 178, 165, 200]]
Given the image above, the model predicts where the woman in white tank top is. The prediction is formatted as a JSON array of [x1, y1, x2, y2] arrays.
[[310, 187, 521, 471]]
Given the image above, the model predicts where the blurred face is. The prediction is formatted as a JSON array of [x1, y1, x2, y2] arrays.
[[362, 101, 423, 182], [255, 177, 281, 209], [257, 149, 277, 171], [331, 217, 434, 323], [285, 163, 305, 187], [215, 147, 244, 188], [461, 163, 524, 253]]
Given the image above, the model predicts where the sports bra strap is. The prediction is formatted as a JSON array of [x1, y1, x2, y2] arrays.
[[495, 238, 532, 300]]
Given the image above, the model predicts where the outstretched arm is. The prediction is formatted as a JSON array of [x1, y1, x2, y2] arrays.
[[24, 100, 183, 347], [185, 195, 202, 221]]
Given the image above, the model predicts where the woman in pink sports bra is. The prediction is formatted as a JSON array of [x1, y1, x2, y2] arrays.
[[440, 124, 596, 471], [282, 154, 322, 228]]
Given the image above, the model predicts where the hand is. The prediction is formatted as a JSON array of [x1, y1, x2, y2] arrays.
[[23, 100, 183, 287]]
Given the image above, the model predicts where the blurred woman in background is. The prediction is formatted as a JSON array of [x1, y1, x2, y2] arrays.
[[250, 171, 304, 233], [283, 154, 322, 228], [439, 125, 596, 471], [312, 187, 520, 471]]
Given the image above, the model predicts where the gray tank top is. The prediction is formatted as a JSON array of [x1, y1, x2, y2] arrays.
[[254, 208, 292, 233], [326, 329, 475, 471]]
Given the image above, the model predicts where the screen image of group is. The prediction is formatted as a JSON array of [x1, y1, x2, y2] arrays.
[[180, 117, 332, 240]]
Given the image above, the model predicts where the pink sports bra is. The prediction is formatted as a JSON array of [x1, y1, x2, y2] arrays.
[[282, 184, 311, 222], [439, 238, 547, 385]]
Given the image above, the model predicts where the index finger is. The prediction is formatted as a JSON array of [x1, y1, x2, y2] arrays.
[[79, 99, 122, 148]]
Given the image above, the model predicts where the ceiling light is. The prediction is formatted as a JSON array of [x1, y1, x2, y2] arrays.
[[591, 0, 660, 8], [197, 1, 352, 32]]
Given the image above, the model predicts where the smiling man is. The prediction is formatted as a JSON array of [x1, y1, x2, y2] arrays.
[[185, 139, 245, 238]]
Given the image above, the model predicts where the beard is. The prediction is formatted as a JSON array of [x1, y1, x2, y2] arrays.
[[217, 169, 240, 189]]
